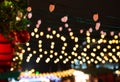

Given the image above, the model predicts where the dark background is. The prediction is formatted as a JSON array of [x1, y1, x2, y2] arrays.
[[22, 0, 120, 72]]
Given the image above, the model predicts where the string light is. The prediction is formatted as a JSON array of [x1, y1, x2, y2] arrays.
[[23, 13, 120, 69]]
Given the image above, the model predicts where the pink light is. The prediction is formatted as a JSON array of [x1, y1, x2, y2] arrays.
[[110, 31, 114, 36], [27, 13, 32, 19], [61, 16, 68, 23], [89, 27, 93, 33], [37, 20, 42, 25], [36, 24, 40, 28], [64, 23, 69, 28], [95, 22, 100, 30], [59, 27, 63, 31], [47, 27, 51, 32], [68, 28, 72, 32], [80, 29, 84, 34], [118, 32, 120, 37], [100, 30, 104, 34], [27, 24, 30, 27]]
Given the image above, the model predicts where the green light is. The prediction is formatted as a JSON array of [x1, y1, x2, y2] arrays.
[[35, 71, 40, 74]]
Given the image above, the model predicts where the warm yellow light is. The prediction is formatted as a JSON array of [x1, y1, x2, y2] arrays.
[[26, 58, 30, 62], [97, 45, 100, 49], [39, 54, 43, 58], [103, 40, 107, 43], [86, 37, 90, 40], [50, 55, 53, 58], [86, 45, 90, 49], [71, 36, 75, 40], [45, 58, 50, 63], [82, 58, 86, 62], [61, 36, 66, 41], [54, 60, 57, 64], [26, 42, 30, 46], [63, 61, 66, 64], [96, 56, 102, 61], [86, 31, 90, 36], [40, 32, 44, 36], [10, 68, 14, 71], [98, 39, 103, 44], [112, 48, 116, 52], [109, 59, 113, 63], [78, 56, 81, 59], [87, 61, 91, 64], [75, 44, 79, 48], [103, 48, 107, 52], [54, 52, 58, 56], [92, 39, 96, 43], [62, 46, 66, 50], [104, 56, 108, 61], [31, 32, 35, 36], [68, 56, 72, 59], [51, 45, 54, 49], [109, 40, 112, 44], [36, 58, 40, 63], [64, 53, 68, 56], [74, 53, 78, 57], [114, 35, 118, 39], [116, 46, 120, 49], [59, 55, 63, 59], [56, 33, 60, 38], [52, 30, 56, 35], [50, 50, 54, 53], [79, 61, 83, 64], [50, 35, 53, 39], [51, 42, 55, 45], [38, 44, 42, 48], [44, 51, 48, 54], [71, 51, 75, 55], [112, 40, 116, 44], [73, 47, 77, 51], [87, 39, 90, 43], [93, 48, 97, 52], [61, 50, 65, 54], [94, 60, 98, 64], [39, 48, 42, 52], [35, 34, 39, 38], [117, 52, 120, 56], [33, 50, 37, 54], [74, 37, 78, 42], [107, 45, 111, 49], [86, 56, 89, 60], [64, 43, 67, 46], [91, 58, 94, 62], [101, 34, 105, 38], [108, 52, 112, 56], [69, 32, 73, 36], [83, 48, 87, 52], [115, 40, 119, 44], [91, 52, 95, 57], [34, 28, 38, 33], [27, 47, 31, 51], [65, 58, 69, 62], [102, 60, 105, 64], [46, 34, 50, 39]]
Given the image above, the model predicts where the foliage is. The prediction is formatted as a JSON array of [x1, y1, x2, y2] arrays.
[[0, 0, 29, 37]]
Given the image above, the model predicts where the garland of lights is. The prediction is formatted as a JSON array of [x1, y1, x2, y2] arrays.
[[20, 69, 75, 78], [23, 13, 120, 69]]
